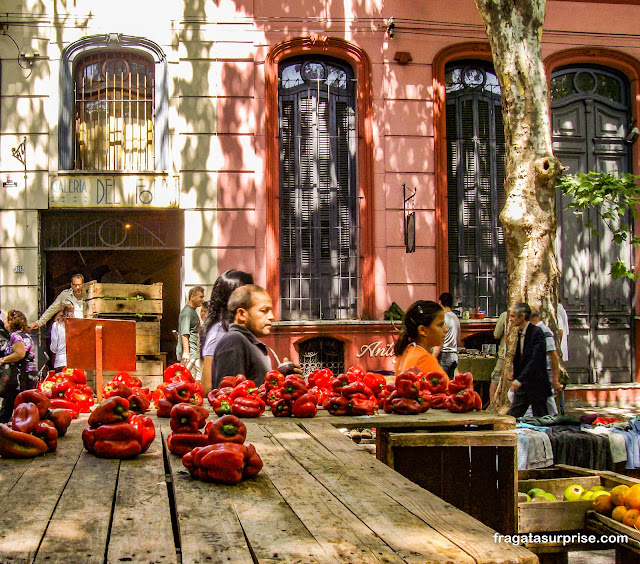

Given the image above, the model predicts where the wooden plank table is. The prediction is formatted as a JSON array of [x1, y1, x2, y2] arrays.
[[0, 411, 535, 564]]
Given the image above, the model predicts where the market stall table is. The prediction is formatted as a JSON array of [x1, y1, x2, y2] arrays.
[[0, 411, 536, 564]]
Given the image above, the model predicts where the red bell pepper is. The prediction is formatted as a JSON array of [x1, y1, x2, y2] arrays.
[[389, 397, 423, 415], [231, 396, 265, 418], [207, 415, 247, 445], [265, 388, 282, 407], [48, 399, 79, 418], [308, 386, 329, 405], [189, 392, 204, 407], [14, 390, 50, 417], [430, 393, 448, 409], [417, 390, 432, 412], [363, 372, 385, 397], [347, 397, 377, 416], [103, 381, 134, 400], [444, 389, 482, 413], [270, 398, 292, 417], [219, 374, 247, 389], [382, 390, 399, 413], [164, 381, 195, 404], [211, 394, 233, 416], [33, 421, 58, 452], [281, 376, 308, 401], [51, 380, 75, 400], [323, 395, 349, 416], [64, 368, 87, 385], [347, 366, 366, 382], [112, 371, 136, 387], [82, 422, 143, 459], [88, 396, 130, 428], [448, 372, 474, 395], [43, 408, 72, 436], [156, 398, 174, 418], [0, 423, 48, 458], [166, 431, 209, 456], [423, 371, 450, 395], [257, 383, 269, 403], [330, 374, 350, 393], [312, 368, 333, 389], [182, 442, 247, 484], [151, 381, 169, 406], [395, 369, 422, 399], [170, 403, 208, 433], [341, 381, 375, 401], [243, 443, 263, 478], [128, 414, 155, 453], [164, 363, 194, 383], [69, 389, 94, 413], [229, 380, 258, 402], [264, 370, 285, 390], [127, 393, 150, 414], [10, 402, 40, 434], [291, 393, 317, 418]]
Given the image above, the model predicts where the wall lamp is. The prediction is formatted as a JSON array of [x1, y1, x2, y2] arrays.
[[0, 22, 38, 69]]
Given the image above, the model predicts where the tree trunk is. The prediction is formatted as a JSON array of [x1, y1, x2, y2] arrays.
[[474, 0, 564, 413]]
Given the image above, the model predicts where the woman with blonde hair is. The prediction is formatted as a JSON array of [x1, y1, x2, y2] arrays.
[[0, 309, 37, 422], [50, 304, 74, 371]]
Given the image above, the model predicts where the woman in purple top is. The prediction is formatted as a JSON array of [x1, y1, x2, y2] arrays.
[[200, 269, 253, 394], [0, 309, 38, 422]]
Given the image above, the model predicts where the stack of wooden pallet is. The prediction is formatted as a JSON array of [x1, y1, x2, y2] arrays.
[[82, 281, 165, 390]]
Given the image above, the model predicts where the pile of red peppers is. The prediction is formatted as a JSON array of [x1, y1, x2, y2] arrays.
[[258, 371, 318, 418], [37, 368, 94, 415], [321, 366, 384, 416], [182, 415, 263, 484], [153, 364, 205, 417], [0, 390, 73, 458], [82, 396, 155, 459], [380, 369, 482, 414], [102, 371, 152, 414], [207, 374, 267, 418]]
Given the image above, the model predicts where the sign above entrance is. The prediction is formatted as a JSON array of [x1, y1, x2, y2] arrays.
[[49, 173, 179, 208]]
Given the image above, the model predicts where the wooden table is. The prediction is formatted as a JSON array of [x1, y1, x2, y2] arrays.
[[0, 411, 536, 564]]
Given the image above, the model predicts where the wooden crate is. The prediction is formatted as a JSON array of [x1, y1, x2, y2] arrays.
[[518, 465, 640, 533], [136, 321, 161, 355], [377, 428, 517, 535], [83, 281, 163, 318]]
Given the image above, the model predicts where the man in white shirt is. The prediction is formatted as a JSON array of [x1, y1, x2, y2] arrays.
[[433, 292, 460, 379], [29, 274, 85, 331]]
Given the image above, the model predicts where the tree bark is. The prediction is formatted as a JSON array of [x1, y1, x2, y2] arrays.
[[474, 0, 564, 413]]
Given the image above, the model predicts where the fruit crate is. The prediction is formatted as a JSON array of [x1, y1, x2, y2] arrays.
[[83, 281, 163, 318], [135, 321, 161, 355], [518, 465, 640, 533]]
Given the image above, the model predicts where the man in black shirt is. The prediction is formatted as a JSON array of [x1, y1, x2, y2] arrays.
[[212, 284, 280, 388]]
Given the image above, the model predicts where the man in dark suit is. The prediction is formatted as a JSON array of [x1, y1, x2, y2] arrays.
[[507, 302, 552, 417]]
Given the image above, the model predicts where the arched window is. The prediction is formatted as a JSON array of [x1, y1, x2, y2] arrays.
[[278, 57, 358, 320], [59, 34, 167, 171], [74, 50, 155, 171], [446, 61, 507, 316], [298, 337, 345, 376]]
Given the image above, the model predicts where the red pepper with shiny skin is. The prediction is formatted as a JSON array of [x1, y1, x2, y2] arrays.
[[43, 408, 72, 436], [447, 372, 474, 395], [51, 380, 75, 400], [363, 372, 386, 397], [330, 374, 350, 393], [312, 368, 333, 389], [166, 431, 209, 456], [444, 389, 481, 413], [219, 374, 247, 389], [164, 380, 195, 404], [207, 415, 247, 444], [156, 398, 174, 418], [341, 381, 375, 401], [103, 381, 133, 400], [291, 392, 317, 418], [308, 386, 329, 405], [231, 396, 265, 418], [127, 393, 150, 414], [33, 421, 58, 452], [270, 398, 292, 417], [10, 402, 40, 434], [48, 399, 79, 418], [112, 371, 136, 388], [265, 388, 282, 407], [395, 369, 422, 399], [423, 371, 450, 395], [264, 370, 285, 390], [229, 380, 258, 402], [182, 442, 247, 484], [389, 397, 423, 415], [189, 392, 204, 407], [0, 424, 48, 458], [170, 403, 208, 433], [82, 422, 143, 458], [69, 389, 94, 413], [430, 393, 448, 409], [323, 395, 349, 416], [347, 366, 366, 382], [64, 368, 87, 385], [281, 376, 308, 401], [164, 363, 195, 383], [348, 397, 377, 416], [88, 396, 130, 427], [243, 443, 263, 478], [128, 414, 155, 453], [210, 394, 233, 416], [417, 390, 432, 412], [14, 390, 50, 418]]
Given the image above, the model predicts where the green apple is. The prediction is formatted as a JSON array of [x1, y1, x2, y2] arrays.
[[580, 491, 594, 501], [592, 490, 610, 500], [527, 488, 547, 499], [530, 495, 549, 503], [563, 484, 585, 501], [542, 492, 557, 502], [590, 485, 606, 492]]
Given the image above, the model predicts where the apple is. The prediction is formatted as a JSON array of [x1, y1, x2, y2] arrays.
[[527, 488, 547, 499], [542, 492, 557, 502], [592, 490, 611, 500], [530, 495, 549, 503], [564, 484, 585, 501], [581, 491, 594, 501], [590, 486, 607, 492]]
